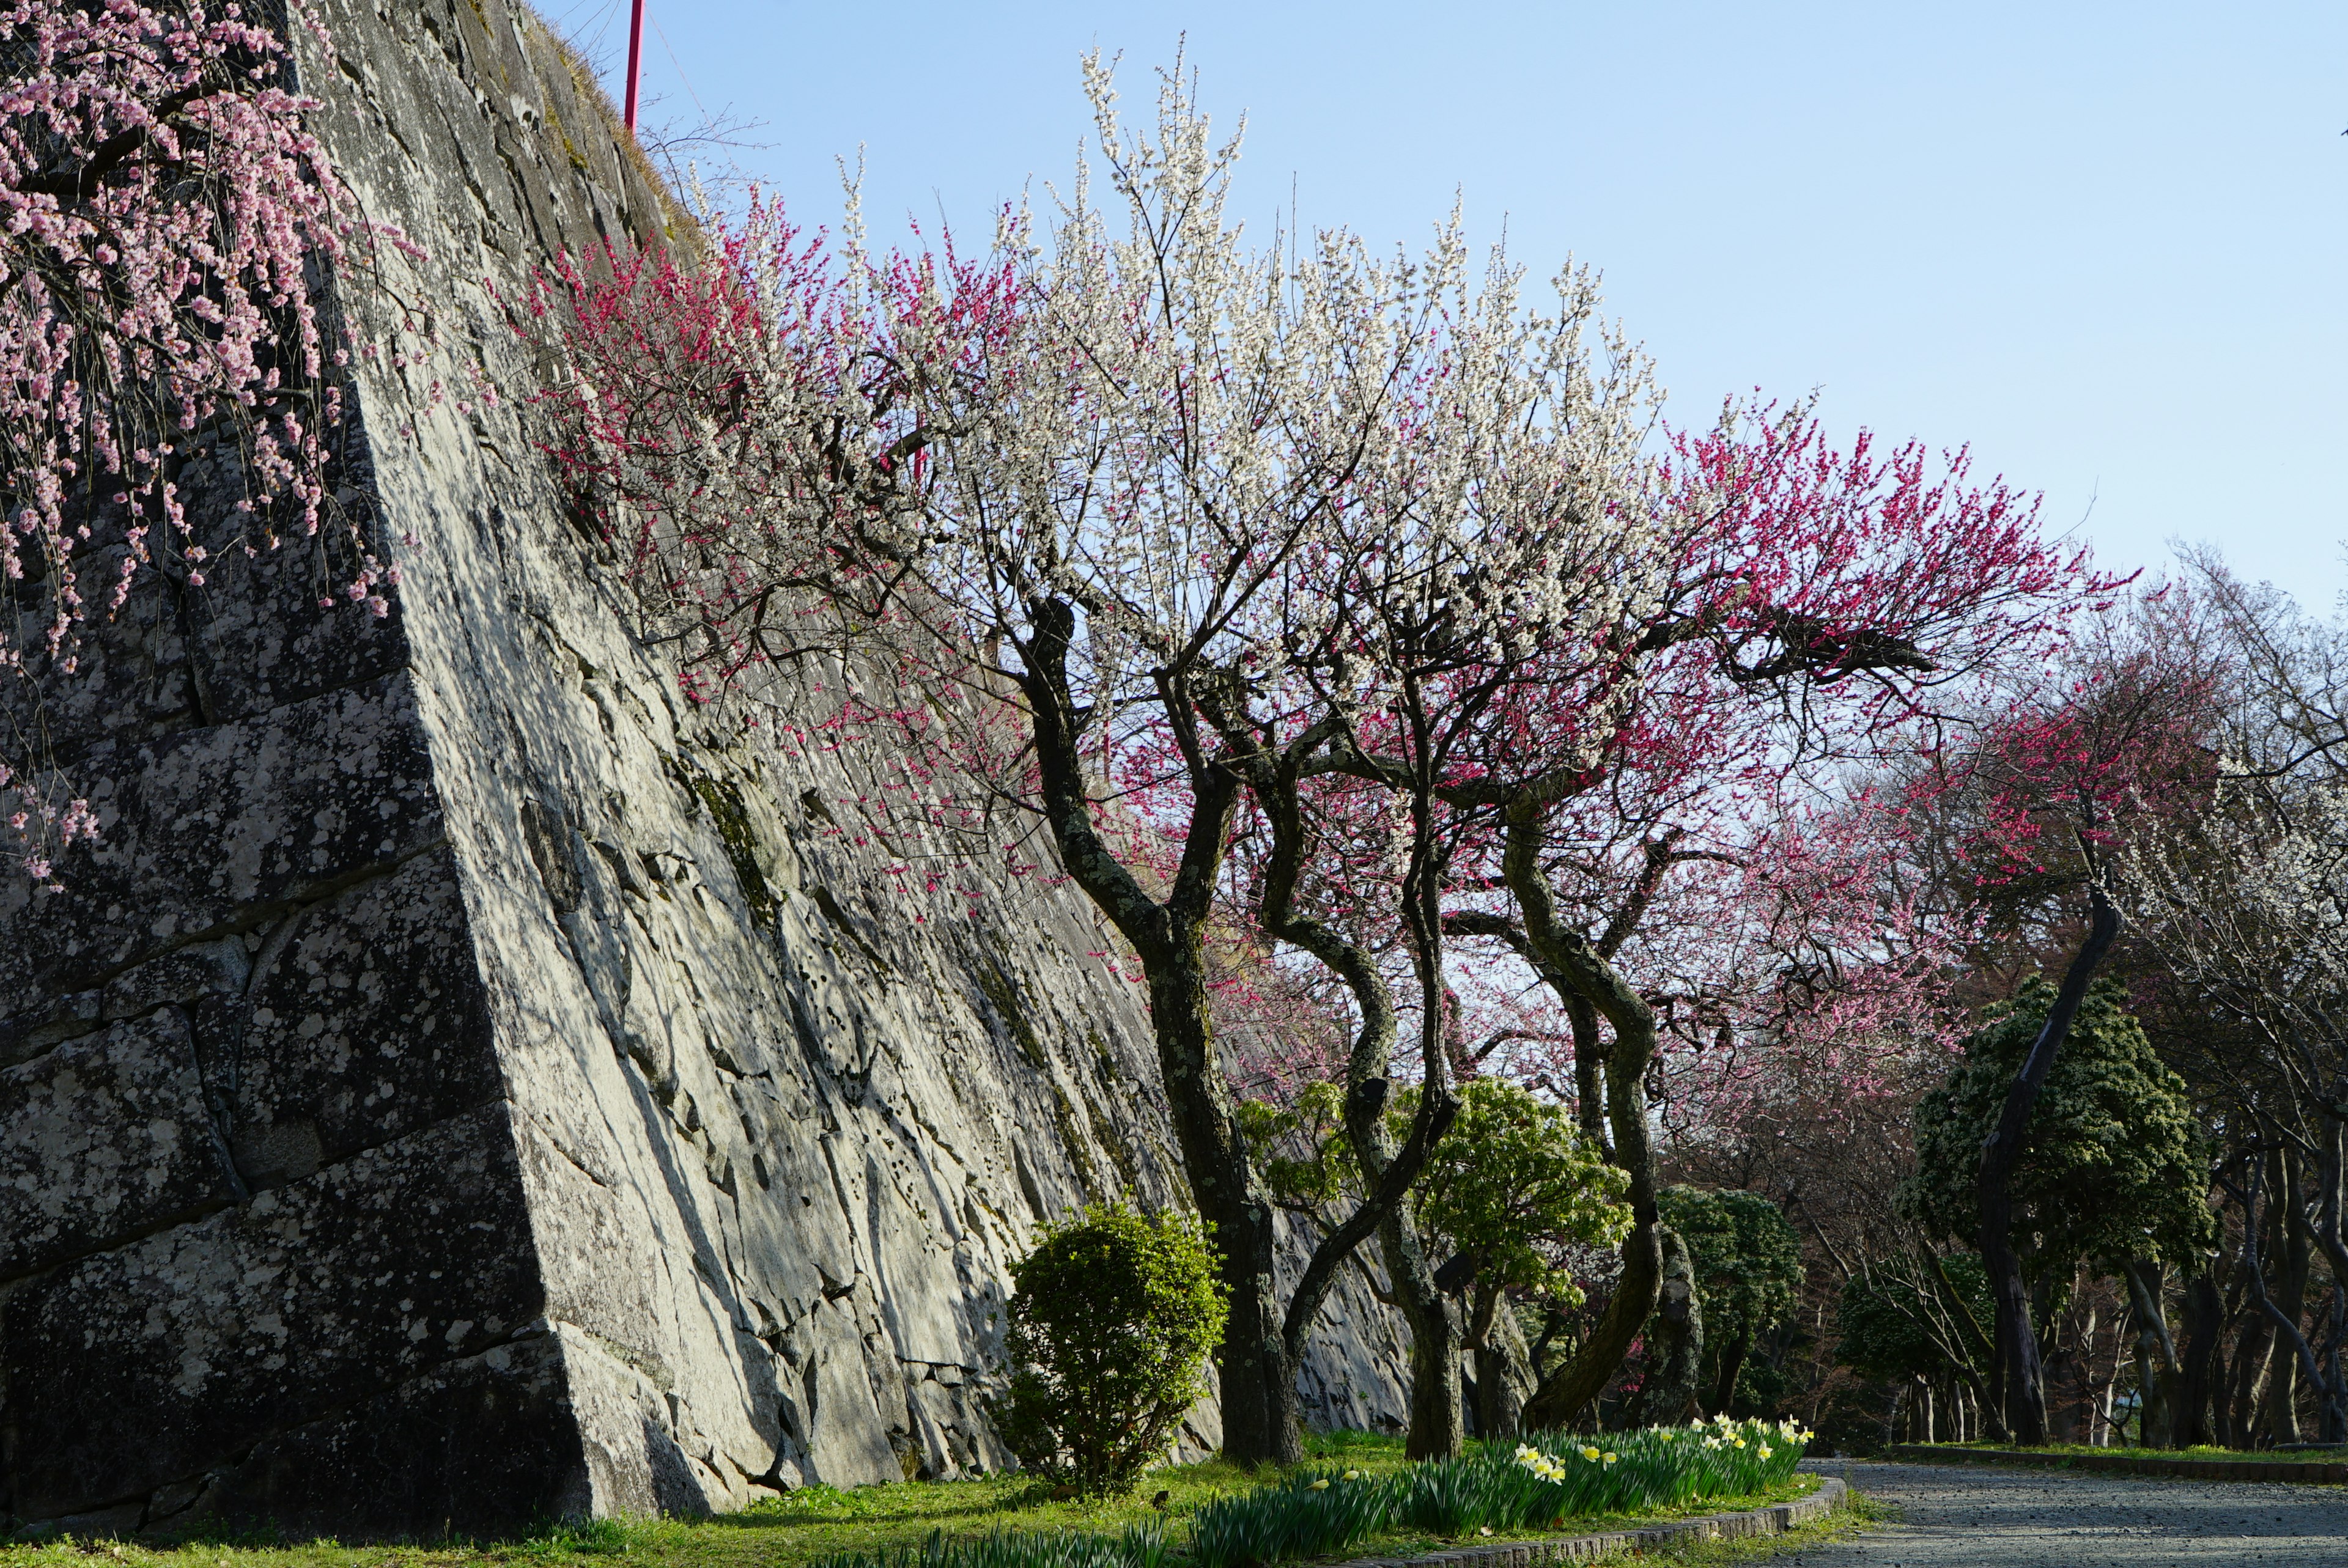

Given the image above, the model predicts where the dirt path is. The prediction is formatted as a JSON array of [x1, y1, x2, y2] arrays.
[[1785, 1459, 2348, 1566]]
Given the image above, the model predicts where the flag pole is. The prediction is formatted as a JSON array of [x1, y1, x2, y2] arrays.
[[622, 0, 646, 133]]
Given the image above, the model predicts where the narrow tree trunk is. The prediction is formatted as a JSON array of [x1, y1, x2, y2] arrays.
[[2239, 1149, 2328, 1450], [1248, 722, 1463, 1460], [2293, 1113, 2348, 1443], [1506, 814, 1667, 1430], [1143, 957, 1304, 1463], [2125, 1259, 2180, 1449], [1381, 1209, 1466, 1459], [1977, 885, 2121, 1445], [1520, 1042, 1662, 1429], [2230, 1309, 2274, 1448], [1017, 603, 1305, 1464], [2268, 1150, 2314, 1445]]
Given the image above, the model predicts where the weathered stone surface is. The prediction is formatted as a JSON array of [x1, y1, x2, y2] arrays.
[[0, 0, 1411, 1537], [2, 1105, 539, 1520], [0, 1007, 236, 1280], [168, 1331, 589, 1540], [0, 672, 445, 1017]]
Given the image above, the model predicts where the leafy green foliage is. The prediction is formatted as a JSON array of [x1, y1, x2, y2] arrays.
[[1658, 1188, 1803, 1345], [997, 1204, 1228, 1496], [1899, 979, 2216, 1278], [1835, 1254, 1992, 1383], [1235, 1083, 1349, 1208], [1408, 1080, 1632, 1307], [1242, 1078, 1630, 1309]]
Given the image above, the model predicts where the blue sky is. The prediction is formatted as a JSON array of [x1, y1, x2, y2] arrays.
[[550, 1, 2347, 614]]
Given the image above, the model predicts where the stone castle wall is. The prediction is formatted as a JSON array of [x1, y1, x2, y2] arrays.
[[0, 0, 1408, 1539]]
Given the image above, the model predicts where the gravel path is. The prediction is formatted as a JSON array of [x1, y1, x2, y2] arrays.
[[1781, 1460, 2348, 1566]]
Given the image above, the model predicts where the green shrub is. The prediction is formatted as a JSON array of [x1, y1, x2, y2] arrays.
[[997, 1203, 1228, 1496]]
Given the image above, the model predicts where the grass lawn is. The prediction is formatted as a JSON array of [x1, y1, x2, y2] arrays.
[[0, 1433, 1825, 1568], [1915, 1441, 2348, 1463]]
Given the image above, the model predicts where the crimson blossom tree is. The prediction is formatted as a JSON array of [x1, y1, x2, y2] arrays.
[[1, 0, 383, 882], [1405, 408, 2126, 1430]]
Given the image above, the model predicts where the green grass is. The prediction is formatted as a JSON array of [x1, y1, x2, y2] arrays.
[[1916, 1440, 2348, 1463], [1, 1430, 1820, 1568]]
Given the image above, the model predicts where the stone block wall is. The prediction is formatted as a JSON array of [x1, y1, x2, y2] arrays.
[[0, 0, 1409, 1539]]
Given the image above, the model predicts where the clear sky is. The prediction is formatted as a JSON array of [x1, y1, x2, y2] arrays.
[[548, 1, 2348, 614]]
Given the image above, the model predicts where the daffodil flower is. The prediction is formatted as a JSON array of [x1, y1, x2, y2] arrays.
[[1758, 1445, 1773, 1459], [1580, 1446, 1601, 1461], [1309, 1479, 1330, 1491], [1343, 1470, 1362, 1481]]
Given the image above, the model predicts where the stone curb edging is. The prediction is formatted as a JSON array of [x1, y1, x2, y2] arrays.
[[1321, 1476, 1848, 1567], [1888, 1444, 2348, 1484]]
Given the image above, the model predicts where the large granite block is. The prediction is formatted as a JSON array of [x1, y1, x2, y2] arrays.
[[2, 1105, 539, 1519], [0, 673, 444, 1017], [166, 1331, 588, 1540], [0, 1007, 237, 1280]]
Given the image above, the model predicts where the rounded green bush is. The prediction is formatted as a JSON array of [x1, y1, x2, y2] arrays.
[[997, 1202, 1228, 1496]]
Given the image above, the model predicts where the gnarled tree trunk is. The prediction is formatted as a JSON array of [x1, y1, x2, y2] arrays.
[[1632, 1229, 1705, 1427]]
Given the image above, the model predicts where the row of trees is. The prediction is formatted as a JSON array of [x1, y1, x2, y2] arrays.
[[529, 60, 2154, 1463], [1653, 565, 2347, 1454]]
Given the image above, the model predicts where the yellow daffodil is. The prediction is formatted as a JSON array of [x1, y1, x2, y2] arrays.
[[1343, 1470, 1362, 1481], [1603, 1452, 1618, 1465], [1580, 1445, 1601, 1461], [1758, 1445, 1773, 1459], [1733, 1438, 1746, 1449], [1309, 1479, 1330, 1491]]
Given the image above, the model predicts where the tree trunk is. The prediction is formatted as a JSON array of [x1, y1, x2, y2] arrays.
[[1143, 955, 1303, 1463], [2292, 1114, 2348, 1443], [1506, 812, 1667, 1430], [2173, 1268, 2227, 1448], [1519, 1040, 1662, 1429], [2229, 1311, 2273, 1449], [1976, 885, 2121, 1445], [1471, 1283, 1534, 1440], [1710, 1326, 1754, 1419], [2268, 1152, 2314, 1446], [2240, 1147, 2328, 1449], [2125, 1259, 2179, 1449], [1016, 603, 1305, 1464], [1247, 721, 1464, 1461], [1381, 1209, 1466, 1459], [1631, 1229, 1704, 1427]]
